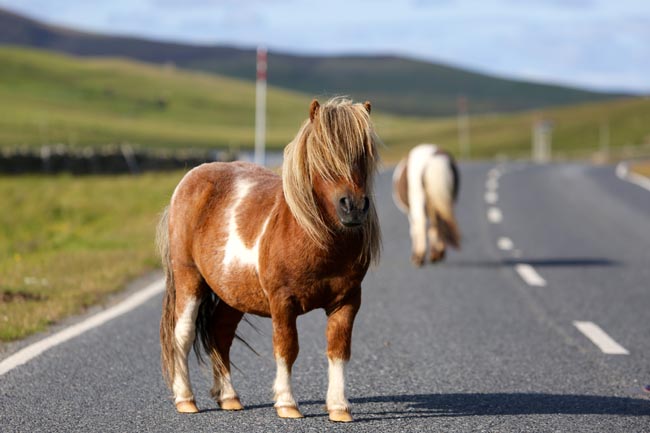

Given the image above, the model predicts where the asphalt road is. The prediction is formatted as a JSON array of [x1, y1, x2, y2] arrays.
[[2, 162, 649, 432]]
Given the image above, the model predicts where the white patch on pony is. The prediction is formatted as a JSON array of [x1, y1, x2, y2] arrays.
[[172, 297, 200, 404], [326, 358, 350, 411], [214, 373, 238, 402], [222, 179, 271, 272], [273, 357, 298, 408]]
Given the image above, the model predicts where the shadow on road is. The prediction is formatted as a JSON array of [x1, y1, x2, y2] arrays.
[[345, 392, 650, 421], [241, 392, 650, 421]]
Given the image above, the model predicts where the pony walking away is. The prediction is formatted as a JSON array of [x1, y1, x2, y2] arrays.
[[392, 144, 460, 266], [157, 98, 381, 422]]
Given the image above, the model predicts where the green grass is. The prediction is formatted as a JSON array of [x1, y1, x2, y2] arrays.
[[0, 46, 309, 150], [0, 171, 184, 340]]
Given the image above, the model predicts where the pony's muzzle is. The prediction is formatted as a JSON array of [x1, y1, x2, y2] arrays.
[[336, 195, 370, 227]]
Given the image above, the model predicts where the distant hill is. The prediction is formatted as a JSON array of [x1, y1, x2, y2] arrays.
[[1, 45, 648, 163], [0, 7, 628, 116]]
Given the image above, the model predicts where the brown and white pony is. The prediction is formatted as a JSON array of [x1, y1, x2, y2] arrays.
[[392, 143, 460, 266], [157, 98, 380, 422]]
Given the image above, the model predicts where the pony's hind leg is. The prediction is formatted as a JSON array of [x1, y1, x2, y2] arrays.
[[408, 210, 428, 267], [160, 265, 204, 414], [270, 297, 302, 419], [207, 301, 244, 411], [325, 291, 361, 423], [171, 293, 201, 413], [426, 208, 446, 263]]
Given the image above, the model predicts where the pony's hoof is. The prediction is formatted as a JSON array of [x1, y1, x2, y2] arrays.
[[176, 400, 199, 413], [411, 253, 425, 267], [219, 397, 244, 411], [276, 406, 304, 419], [329, 409, 353, 422], [429, 249, 446, 263]]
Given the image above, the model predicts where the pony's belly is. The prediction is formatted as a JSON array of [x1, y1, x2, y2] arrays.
[[207, 268, 271, 317]]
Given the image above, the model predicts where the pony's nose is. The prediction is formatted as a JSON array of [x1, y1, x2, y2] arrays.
[[337, 195, 369, 227]]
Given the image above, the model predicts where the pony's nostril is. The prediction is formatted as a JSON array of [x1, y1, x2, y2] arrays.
[[362, 196, 370, 213], [339, 197, 351, 213]]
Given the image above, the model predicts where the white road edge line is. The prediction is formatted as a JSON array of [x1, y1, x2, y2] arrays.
[[487, 207, 503, 223], [497, 237, 513, 251], [616, 162, 650, 192], [0, 278, 165, 376], [573, 321, 629, 355], [515, 264, 546, 287]]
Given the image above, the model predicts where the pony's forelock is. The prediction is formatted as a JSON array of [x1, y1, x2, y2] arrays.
[[282, 97, 381, 264]]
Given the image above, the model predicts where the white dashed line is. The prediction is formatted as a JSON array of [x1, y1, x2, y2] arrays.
[[573, 321, 629, 355], [0, 279, 165, 376], [515, 263, 546, 287], [487, 207, 502, 223], [497, 237, 513, 251], [484, 191, 498, 204], [487, 168, 501, 179], [485, 178, 499, 191]]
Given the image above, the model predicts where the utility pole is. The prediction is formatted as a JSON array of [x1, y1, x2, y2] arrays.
[[457, 95, 470, 159], [599, 120, 610, 162], [254, 46, 267, 166], [532, 116, 553, 163]]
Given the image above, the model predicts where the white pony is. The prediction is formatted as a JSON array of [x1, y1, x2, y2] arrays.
[[392, 144, 460, 266]]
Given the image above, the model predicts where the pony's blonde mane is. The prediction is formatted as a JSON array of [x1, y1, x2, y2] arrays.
[[282, 97, 381, 265]]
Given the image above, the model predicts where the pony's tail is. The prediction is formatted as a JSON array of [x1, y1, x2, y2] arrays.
[[423, 157, 461, 249], [157, 206, 177, 389], [192, 291, 228, 399]]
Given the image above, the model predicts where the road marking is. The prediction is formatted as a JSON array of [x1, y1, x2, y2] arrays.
[[515, 264, 546, 287], [487, 207, 502, 223], [487, 168, 501, 179], [485, 178, 499, 191], [484, 191, 498, 204], [573, 321, 629, 355], [0, 278, 165, 376], [616, 162, 650, 192], [497, 237, 513, 251]]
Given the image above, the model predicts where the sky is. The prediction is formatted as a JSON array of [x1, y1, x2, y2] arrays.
[[1, 0, 649, 93]]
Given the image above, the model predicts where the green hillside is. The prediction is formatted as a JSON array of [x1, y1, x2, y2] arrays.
[[0, 46, 309, 150], [1, 46, 648, 163], [0, 7, 625, 117]]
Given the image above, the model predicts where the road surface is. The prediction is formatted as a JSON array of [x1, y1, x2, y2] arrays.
[[2, 162, 649, 432]]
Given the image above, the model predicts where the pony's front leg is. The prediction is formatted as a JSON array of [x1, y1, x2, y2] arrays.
[[325, 291, 361, 422], [270, 298, 302, 419]]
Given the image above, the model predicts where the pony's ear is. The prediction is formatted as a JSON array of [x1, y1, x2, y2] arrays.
[[363, 101, 372, 114], [309, 99, 320, 122]]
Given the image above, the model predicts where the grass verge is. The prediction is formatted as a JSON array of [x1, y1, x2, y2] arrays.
[[0, 171, 184, 341]]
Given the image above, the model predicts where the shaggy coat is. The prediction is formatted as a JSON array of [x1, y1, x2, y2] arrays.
[[157, 98, 380, 422]]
